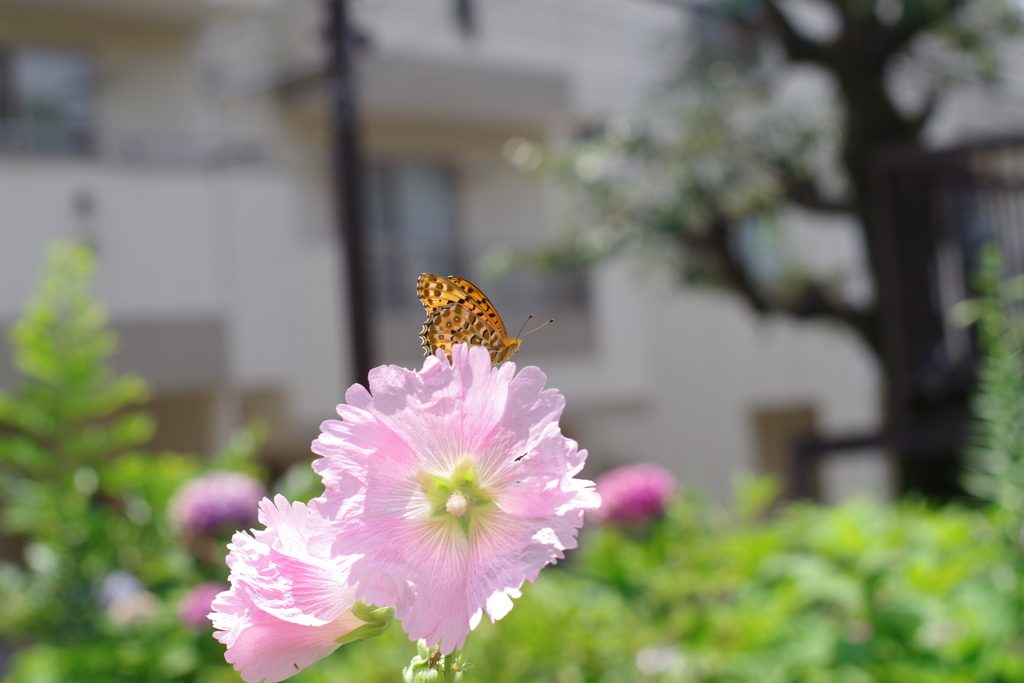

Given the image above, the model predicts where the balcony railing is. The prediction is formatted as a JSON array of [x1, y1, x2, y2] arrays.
[[2, 0, 268, 21], [0, 119, 92, 157], [0, 119, 270, 168]]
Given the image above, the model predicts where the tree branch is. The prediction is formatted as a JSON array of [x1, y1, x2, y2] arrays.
[[757, 0, 830, 63], [683, 212, 881, 355], [704, 213, 771, 312], [872, 0, 966, 63], [786, 282, 881, 354], [775, 164, 855, 213], [785, 178, 855, 213]]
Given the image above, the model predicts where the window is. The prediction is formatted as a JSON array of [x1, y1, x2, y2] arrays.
[[752, 405, 819, 500], [365, 158, 592, 366], [365, 160, 462, 366], [366, 161, 462, 311], [0, 47, 94, 155]]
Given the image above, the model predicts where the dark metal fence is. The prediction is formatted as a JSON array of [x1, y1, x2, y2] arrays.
[[792, 137, 1024, 498], [874, 138, 1024, 428]]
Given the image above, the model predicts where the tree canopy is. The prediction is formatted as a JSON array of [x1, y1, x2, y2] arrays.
[[508, 0, 1021, 359]]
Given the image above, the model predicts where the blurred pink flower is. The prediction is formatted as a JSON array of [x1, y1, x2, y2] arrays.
[[311, 344, 600, 654], [211, 495, 366, 683], [168, 471, 266, 536], [593, 463, 677, 523], [179, 581, 227, 629]]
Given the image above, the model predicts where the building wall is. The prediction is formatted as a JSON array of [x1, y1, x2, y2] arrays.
[[350, 0, 683, 117], [0, 3, 351, 461], [0, 0, 889, 501], [0, 6, 212, 133], [557, 256, 881, 503], [0, 157, 347, 456]]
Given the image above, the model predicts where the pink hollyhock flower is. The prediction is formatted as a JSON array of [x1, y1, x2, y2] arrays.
[[311, 343, 600, 654], [168, 471, 266, 536], [211, 495, 371, 683], [592, 463, 677, 524], [179, 582, 227, 629]]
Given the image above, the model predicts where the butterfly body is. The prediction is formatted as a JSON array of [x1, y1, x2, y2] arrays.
[[417, 273, 522, 365]]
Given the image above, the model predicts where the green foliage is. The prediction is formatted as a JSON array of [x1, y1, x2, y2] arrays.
[[4, 242, 1024, 683], [964, 245, 1024, 519], [299, 257, 1024, 682], [572, 492, 1021, 683], [494, 0, 1022, 360], [286, 487, 1024, 683], [0, 243, 261, 682]]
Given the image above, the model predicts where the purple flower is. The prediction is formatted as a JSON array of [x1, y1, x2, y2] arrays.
[[168, 471, 266, 536], [179, 581, 227, 629], [96, 571, 160, 626], [592, 463, 676, 524], [97, 570, 145, 607], [310, 344, 600, 654]]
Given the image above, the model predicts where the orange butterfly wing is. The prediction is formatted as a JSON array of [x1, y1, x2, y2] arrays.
[[444, 276, 511, 339], [416, 274, 521, 365]]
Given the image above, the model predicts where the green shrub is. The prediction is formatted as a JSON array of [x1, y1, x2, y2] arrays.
[[297, 248, 1024, 682], [4, 243, 1024, 683], [0, 244, 259, 682]]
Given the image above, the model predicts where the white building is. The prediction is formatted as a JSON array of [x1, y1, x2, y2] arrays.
[[0, 0, 885, 503]]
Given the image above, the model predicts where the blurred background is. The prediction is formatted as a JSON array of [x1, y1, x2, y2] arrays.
[[3, 0, 1024, 681], [4, 0, 1000, 506]]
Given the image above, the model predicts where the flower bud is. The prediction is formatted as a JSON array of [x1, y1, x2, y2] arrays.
[[336, 602, 396, 645]]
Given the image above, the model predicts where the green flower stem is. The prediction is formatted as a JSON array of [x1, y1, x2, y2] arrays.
[[453, 635, 472, 675], [403, 639, 471, 683]]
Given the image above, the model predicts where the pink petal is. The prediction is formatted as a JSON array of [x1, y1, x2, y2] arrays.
[[212, 495, 363, 680], [212, 584, 364, 683], [310, 344, 599, 654], [225, 497, 354, 626]]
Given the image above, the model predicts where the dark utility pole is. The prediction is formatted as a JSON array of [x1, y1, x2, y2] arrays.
[[326, 0, 372, 386]]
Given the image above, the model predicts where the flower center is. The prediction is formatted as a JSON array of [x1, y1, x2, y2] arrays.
[[446, 490, 469, 517], [419, 459, 497, 538]]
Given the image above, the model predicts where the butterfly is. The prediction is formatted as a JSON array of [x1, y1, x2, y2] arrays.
[[416, 273, 532, 365]]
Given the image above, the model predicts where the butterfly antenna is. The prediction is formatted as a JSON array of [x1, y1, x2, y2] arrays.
[[516, 314, 534, 338], [522, 319, 555, 337]]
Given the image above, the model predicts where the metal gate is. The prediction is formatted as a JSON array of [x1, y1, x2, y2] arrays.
[[792, 137, 1024, 498]]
